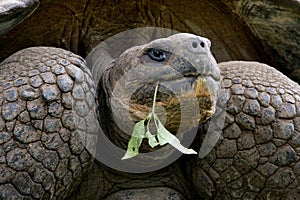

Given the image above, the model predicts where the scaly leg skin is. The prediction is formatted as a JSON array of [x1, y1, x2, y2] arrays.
[[184, 61, 300, 200], [0, 47, 99, 199]]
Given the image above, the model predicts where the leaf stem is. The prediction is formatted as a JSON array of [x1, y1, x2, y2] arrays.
[[151, 82, 159, 115], [147, 82, 160, 131]]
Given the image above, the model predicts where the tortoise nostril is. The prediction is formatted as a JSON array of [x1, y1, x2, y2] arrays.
[[200, 42, 205, 48], [192, 41, 198, 48]]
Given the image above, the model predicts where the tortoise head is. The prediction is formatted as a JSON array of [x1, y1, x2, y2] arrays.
[[98, 33, 221, 149]]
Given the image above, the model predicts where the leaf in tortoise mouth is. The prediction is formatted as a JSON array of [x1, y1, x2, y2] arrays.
[[122, 82, 197, 160]]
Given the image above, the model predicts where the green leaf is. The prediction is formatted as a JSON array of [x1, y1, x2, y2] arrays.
[[122, 120, 146, 160], [122, 81, 197, 160], [145, 130, 159, 148], [156, 117, 197, 154]]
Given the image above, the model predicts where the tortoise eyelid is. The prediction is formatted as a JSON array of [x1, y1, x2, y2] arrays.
[[145, 48, 171, 62]]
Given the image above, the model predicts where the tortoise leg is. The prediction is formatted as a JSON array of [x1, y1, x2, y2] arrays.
[[0, 47, 98, 199], [183, 61, 300, 199]]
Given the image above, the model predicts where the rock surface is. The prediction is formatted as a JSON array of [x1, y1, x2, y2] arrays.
[[0, 0, 39, 35]]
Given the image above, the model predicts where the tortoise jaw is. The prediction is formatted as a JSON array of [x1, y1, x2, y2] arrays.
[[158, 75, 212, 99], [129, 74, 217, 123]]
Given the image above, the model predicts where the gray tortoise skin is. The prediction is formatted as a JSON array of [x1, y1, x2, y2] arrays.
[[1, 34, 300, 200]]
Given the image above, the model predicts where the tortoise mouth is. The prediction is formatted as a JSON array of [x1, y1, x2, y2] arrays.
[[129, 75, 215, 126], [130, 76, 199, 106]]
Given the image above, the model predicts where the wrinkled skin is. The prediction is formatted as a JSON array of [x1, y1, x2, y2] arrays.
[[1, 33, 300, 200]]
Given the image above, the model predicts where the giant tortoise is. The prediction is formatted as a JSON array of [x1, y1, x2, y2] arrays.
[[1, 1, 300, 200]]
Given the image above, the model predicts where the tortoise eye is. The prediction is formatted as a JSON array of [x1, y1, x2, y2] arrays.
[[146, 48, 168, 62]]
